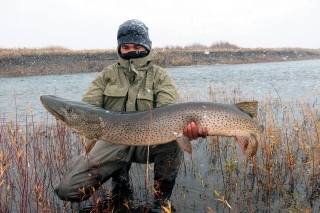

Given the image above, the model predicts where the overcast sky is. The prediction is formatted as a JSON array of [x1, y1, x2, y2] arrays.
[[1, 0, 319, 50]]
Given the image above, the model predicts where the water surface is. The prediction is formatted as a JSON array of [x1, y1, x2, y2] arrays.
[[1, 59, 320, 212], [1, 59, 319, 122]]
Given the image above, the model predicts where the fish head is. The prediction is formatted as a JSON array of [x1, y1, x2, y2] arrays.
[[40, 95, 102, 138]]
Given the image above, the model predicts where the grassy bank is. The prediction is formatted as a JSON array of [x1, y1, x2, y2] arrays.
[[1, 88, 320, 212], [1, 47, 320, 78]]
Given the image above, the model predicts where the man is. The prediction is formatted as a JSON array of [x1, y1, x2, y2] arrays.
[[54, 19, 203, 213]]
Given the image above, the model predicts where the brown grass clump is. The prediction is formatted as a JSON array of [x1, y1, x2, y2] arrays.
[[0, 87, 320, 212], [0, 46, 114, 57]]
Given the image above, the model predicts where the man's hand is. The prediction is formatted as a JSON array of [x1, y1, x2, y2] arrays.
[[183, 122, 208, 141]]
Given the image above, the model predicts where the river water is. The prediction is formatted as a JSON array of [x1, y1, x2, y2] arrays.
[[1, 59, 320, 212], [1, 59, 320, 122]]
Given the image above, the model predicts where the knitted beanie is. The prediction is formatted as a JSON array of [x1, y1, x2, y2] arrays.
[[117, 19, 152, 53]]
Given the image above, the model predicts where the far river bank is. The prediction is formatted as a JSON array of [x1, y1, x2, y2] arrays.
[[1, 47, 320, 78]]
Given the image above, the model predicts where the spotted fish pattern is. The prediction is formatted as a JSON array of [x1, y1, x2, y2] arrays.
[[40, 95, 264, 156]]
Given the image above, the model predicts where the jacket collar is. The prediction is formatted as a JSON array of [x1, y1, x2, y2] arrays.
[[117, 50, 155, 71]]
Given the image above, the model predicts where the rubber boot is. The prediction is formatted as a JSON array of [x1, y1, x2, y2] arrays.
[[111, 163, 131, 188], [150, 178, 176, 213], [109, 163, 134, 212]]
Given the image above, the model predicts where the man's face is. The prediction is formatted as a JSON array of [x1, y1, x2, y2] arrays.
[[120, 43, 146, 54]]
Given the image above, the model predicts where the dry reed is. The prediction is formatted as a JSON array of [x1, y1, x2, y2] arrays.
[[0, 87, 319, 212]]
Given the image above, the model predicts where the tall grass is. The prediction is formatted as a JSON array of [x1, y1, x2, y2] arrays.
[[0, 87, 319, 212], [0, 47, 115, 57]]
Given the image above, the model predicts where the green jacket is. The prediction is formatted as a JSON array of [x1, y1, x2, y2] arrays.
[[82, 50, 180, 112]]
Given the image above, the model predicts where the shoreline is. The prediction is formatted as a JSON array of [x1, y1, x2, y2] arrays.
[[1, 47, 320, 78]]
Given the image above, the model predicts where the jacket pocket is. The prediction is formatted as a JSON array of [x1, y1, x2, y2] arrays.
[[137, 89, 154, 111], [103, 85, 128, 111]]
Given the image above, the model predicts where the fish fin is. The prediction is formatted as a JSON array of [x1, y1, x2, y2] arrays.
[[176, 134, 192, 154], [246, 137, 259, 157], [235, 101, 258, 120], [234, 136, 259, 157], [234, 136, 258, 157], [85, 138, 98, 155], [234, 136, 249, 154]]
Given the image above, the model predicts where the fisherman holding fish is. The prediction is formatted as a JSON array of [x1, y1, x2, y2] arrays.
[[54, 19, 205, 212]]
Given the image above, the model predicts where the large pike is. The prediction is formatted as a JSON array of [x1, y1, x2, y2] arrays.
[[40, 95, 264, 156]]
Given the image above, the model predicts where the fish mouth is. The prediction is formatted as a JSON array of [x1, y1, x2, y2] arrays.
[[40, 95, 65, 122]]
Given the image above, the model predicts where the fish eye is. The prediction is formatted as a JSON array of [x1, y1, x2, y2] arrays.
[[66, 107, 73, 114]]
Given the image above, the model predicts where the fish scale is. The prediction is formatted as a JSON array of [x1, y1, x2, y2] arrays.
[[40, 95, 264, 156]]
